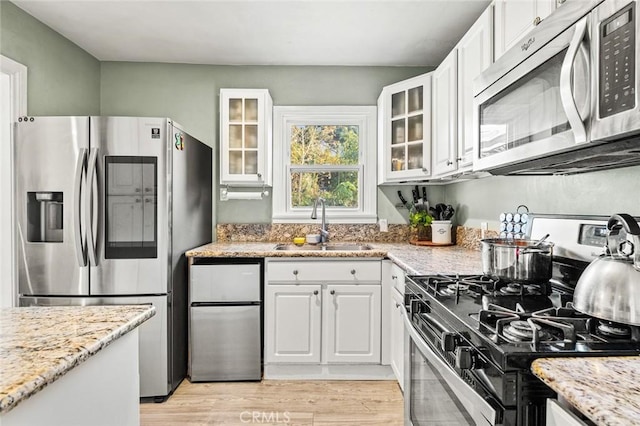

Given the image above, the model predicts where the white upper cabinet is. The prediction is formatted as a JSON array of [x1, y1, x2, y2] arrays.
[[377, 73, 432, 184], [457, 6, 493, 170], [494, 0, 557, 60], [432, 5, 493, 177], [220, 88, 273, 187], [432, 49, 458, 176]]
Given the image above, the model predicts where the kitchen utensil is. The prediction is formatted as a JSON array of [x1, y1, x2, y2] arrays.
[[442, 204, 455, 220], [480, 238, 554, 283], [429, 207, 437, 218], [412, 187, 419, 204], [532, 233, 550, 247], [573, 213, 640, 326], [397, 191, 410, 209], [421, 187, 427, 204], [435, 203, 447, 220]]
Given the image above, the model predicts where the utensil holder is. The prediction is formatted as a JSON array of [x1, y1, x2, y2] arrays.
[[431, 220, 452, 244]]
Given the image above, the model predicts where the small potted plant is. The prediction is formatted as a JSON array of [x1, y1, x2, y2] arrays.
[[409, 209, 433, 241]]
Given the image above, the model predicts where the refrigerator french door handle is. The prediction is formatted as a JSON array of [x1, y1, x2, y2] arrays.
[[86, 148, 99, 267], [559, 16, 588, 144], [74, 149, 88, 267]]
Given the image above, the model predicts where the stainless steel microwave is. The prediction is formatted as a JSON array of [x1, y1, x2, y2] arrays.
[[473, 0, 640, 175]]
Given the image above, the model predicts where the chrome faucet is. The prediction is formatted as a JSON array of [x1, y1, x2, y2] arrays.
[[311, 197, 329, 244]]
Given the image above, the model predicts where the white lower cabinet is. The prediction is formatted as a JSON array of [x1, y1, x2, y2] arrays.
[[324, 284, 381, 363], [546, 399, 587, 426], [390, 288, 405, 391], [265, 284, 322, 363], [265, 259, 382, 366]]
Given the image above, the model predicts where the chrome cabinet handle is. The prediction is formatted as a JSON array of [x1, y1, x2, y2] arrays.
[[391, 275, 398, 280], [313, 290, 318, 295], [293, 270, 299, 276], [533, 16, 541, 26], [456, 157, 463, 162], [330, 290, 336, 295], [446, 160, 453, 166], [421, 167, 429, 173], [559, 16, 588, 143], [395, 302, 401, 308], [350, 269, 356, 275]]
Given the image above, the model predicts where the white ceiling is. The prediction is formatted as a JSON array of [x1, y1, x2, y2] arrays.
[[12, 0, 492, 67]]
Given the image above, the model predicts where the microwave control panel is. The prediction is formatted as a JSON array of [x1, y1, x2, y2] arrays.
[[599, 2, 636, 118]]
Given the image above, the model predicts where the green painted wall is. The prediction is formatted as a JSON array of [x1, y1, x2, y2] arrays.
[[445, 166, 640, 230], [0, 1, 100, 115], [100, 62, 433, 224]]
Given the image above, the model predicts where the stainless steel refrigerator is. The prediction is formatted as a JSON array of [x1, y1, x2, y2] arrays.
[[14, 116, 212, 400]]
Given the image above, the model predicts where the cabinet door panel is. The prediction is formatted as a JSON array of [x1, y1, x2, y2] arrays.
[[324, 285, 381, 363], [457, 6, 493, 169], [378, 73, 432, 184], [265, 285, 321, 363], [220, 89, 272, 186], [432, 49, 458, 176], [390, 288, 405, 391], [495, 0, 556, 59]]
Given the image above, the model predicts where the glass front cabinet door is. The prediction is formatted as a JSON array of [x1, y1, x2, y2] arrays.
[[220, 88, 273, 186], [377, 73, 432, 184]]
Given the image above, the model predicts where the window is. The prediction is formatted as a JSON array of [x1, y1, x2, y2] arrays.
[[272, 106, 377, 223]]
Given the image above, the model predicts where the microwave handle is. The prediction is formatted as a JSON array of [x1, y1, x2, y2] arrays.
[[560, 16, 588, 144]]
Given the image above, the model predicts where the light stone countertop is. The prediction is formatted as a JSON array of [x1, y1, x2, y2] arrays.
[[532, 357, 640, 426], [186, 242, 484, 275], [0, 305, 155, 414]]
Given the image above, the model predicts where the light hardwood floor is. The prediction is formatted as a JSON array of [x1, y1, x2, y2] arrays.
[[140, 379, 404, 425]]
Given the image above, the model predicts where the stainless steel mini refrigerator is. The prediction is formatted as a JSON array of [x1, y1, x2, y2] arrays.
[[188, 260, 262, 381], [15, 116, 212, 399]]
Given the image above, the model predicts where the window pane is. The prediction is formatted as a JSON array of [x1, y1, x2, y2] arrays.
[[290, 171, 359, 208], [290, 125, 359, 166]]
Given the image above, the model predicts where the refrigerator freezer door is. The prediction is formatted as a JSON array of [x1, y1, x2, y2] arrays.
[[190, 263, 261, 303], [89, 117, 169, 295], [19, 295, 170, 398], [15, 117, 90, 296], [189, 304, 262, 381]]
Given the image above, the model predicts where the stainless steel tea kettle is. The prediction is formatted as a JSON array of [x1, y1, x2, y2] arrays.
[[573, 213, 640, 326]]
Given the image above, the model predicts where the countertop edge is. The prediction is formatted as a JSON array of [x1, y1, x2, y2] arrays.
[[531, 356, 640, 426], [0, 306, 156, 414]]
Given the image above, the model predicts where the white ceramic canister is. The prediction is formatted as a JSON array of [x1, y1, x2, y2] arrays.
[[431, 220, 452, 244]]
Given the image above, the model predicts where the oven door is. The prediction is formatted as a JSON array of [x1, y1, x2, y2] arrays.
[[473, 15, 591, 174], [402, 308, 497, 426]]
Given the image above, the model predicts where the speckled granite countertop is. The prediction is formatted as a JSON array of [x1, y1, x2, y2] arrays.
[[0, 305, 155, 414], [532, 357, 640, 426], [186, 242, 483, 275]]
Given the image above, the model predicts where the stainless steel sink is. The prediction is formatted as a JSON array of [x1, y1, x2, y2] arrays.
[[274, 243, 372, 251]]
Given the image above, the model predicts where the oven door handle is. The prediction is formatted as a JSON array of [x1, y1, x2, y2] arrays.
[[559, 15, 588, 144], [401, 307, 498, 426]]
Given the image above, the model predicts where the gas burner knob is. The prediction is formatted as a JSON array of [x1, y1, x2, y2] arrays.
[[441, 332, 459, 352], [455, 347, 475, 370]]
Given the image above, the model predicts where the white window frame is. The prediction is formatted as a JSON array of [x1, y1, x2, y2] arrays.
[[272, 106, 377, 223]]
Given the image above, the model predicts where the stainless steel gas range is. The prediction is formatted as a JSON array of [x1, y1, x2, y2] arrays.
[[403, 215, 640, 426]]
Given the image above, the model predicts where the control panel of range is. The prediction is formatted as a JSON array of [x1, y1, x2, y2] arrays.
[[599, 2, 636, 118]]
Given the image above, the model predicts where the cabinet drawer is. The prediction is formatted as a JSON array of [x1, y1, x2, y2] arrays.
[[267, 261, 381, 283]]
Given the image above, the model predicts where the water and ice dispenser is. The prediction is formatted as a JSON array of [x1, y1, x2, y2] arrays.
[[27, 191, 63, 243]]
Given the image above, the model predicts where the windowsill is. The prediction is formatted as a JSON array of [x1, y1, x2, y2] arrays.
[[272, 213, 377, 224]]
